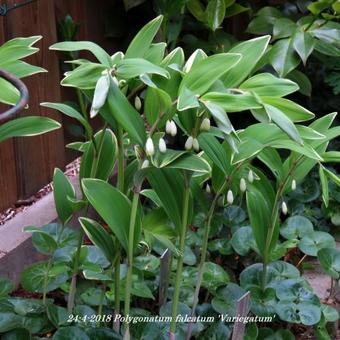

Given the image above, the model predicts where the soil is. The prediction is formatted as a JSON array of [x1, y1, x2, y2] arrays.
[[0, 158, 80, 227]]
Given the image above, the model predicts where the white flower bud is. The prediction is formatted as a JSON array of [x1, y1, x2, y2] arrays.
[[240, 178, 247, 192], [206, 183, 211, 194], [159, 137, 167, 153], [193, 138, 200, 151], [281, 201, 288, 215], [141, 159, 149, 169], [170, 121, 177, 137], [185, 136, 194, 150], [248, 170, 254, 183], [227, 190, 234, 205], [118, 79, 126, 87], [145, 137, 155, 156], [134, 96, 142, 111], [165, 120, 172, 134], [90, 74, 110, 118], [291, 179, 296, 191], [200, 118, 211, 131]]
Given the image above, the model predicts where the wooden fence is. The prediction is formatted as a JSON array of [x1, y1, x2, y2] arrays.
[[0, 0, 123, 211]]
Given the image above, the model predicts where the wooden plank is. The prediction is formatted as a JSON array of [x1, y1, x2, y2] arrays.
[[0, 11, 18, 211], [231, 291, 251, 340], [4, 0, 65, 199]]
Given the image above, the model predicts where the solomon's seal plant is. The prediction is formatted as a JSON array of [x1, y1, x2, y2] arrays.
[[1, 15, 339, 340]]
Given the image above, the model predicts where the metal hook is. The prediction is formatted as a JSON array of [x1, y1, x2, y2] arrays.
[[0, 69, 29, 123], [0, 0, 37, 16]]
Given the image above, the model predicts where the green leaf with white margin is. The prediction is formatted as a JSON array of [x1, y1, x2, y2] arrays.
[[0, 116, 61, 143], [166, 153, 211, 174], [201, 92, 261, 112], [50, 41, 112, 67], [269, 38, 300, 77], [82, 179, 140, 252], [0, 78, 19, 105], [147, 168, 185, 232], [41, 102, 92, 138], [106, 80, 146, 146], [143, 208, 178, 254], [125, 15, 163, 58], [286, 69, 312, 96], [204, 101, 234, 135], [205, 0, 226, 31], [79, 217, 115, 262], [323, 167, 340, 187], [292, 30, 315, 65], [53, 168, 76, 225], [145, 87, 172, 125], [0, 60, 46, 78], [273, 18, 296, 40], [177, 86, 200, 111], [240, 73, 299, 97], [179, 53, 241, 96], [246, 186, 273, 257], [61, 62, 107, 89], [116, 58, 169, 79], [321, 151, 340, 163], [183, 49, 207, 73], [198, 132, 231, 175], [79, 129, 117, 181], [261, 97, 314, 122], [317, 248, 340, 279], [222, 36, 270, 87], [264, 104, 302, 144], [319, 165, 329, 207], [299, 231, 336, 256]]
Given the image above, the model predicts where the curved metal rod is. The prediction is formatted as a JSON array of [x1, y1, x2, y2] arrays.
[[0, 69, 29, 123]]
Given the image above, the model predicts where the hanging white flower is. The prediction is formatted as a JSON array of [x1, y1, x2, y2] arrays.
[[248, 170, 254, 183], [281, 201, 288, 215], [193, 138, 200, 151], [90, 73, 110, 118], [206, 183, 211, 194], [291, 179, 296, 191], [145, 137, 155, 156], [200, 118, 211, 131], [185, 136, 194, 150], [159, 137, 167, 153], [227, 190, 234, 205], [170, 121, 177, 137], [240, 178, 247, 192], [165, 120, 172, 134], [141, 159, 149, 169], [134, 96, 142, 111]]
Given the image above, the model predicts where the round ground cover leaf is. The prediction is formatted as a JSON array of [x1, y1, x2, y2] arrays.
[[52, 326, 90, 340], [317, 247, 340, 279], [275, 279, 318, 304], [202, 262, 229, 291], [223, 205, 246, 225], [203, 321, 231, 340], [240, 263, 280, 290], [86, 327, 122, 339], [211, 283, 247, 316], [21, 261, 69, 293], [289, 178, 320, 202], [0, 313, 21, 333], [8, 298, 45, 316], [276, 301, 321, 325], [0, 278, 14, 297], [268, 261, 300, 281], [321, 304, 339, 322], [299, 231, 336, 256], [249, 286, 276, 317], [231, 226, 258, 256], [280, 215, 314, 240], [208, 238, 233, 255], [1, 328, 31, 340], [263, 329, 295, 340]]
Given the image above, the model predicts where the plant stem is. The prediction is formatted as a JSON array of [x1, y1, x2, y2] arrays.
[[170, 179, 191, 336], [113, 125, 125, 332], [261, 158, 301, 290], [67, 228, 84, 312], [123, 189, 140, 339]]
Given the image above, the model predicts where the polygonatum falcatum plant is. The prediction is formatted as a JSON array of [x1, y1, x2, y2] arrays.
[[12, 15, 340, 339]]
